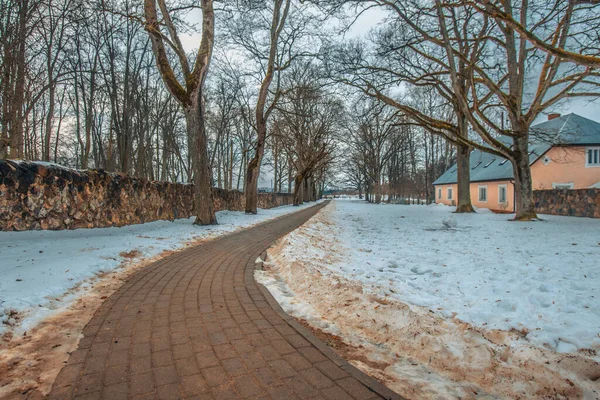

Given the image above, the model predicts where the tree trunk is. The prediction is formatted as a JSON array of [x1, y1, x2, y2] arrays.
[[43, 83, 56, 161], [455, 110, 475, 213], [244, 94, 268, 215], [185, 99, 217, 225], [293, 174, 303, 206], [512, 135, 537, 221], [373, 169, 382, 203], [7, 0, 28, 159], [455, 143, 474, 212], [302, 175, 310, 202], [245, 156, 261, 214]]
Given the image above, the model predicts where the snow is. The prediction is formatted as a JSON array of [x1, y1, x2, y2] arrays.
[[324, 199, 600, 352], [0, 202, 319, 335], [257, 199, 600, 398]]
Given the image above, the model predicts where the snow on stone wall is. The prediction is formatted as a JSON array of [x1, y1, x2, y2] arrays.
[[0, 160, 294, 231], [534, 188, 600, 218]]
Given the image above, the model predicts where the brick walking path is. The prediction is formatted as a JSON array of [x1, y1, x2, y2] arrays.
[[48, 202, 402, 400]]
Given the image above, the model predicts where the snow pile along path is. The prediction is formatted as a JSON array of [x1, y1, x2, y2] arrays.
[[0, 201, 320, 336], [257, 200, 600, 399]]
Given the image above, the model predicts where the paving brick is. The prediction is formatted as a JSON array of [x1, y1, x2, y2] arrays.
[[315, 360, 349, 381], [321, 385, 355, 400], [239, 351, 267, 370], [233, 375, 265, 398], [152, 349, 174, 367], [337, 377, 379, 400], [213, 343, 237, 360], [130, 372, 154, 396], [268, 359, 297, 379], [283, 353, 312, 371], [195, 350, 219, 369], [156, 383, 181, 400], [172, 343, 193, 360], [175, 357, 200, 377], [299, 368, 335, 389], [73, 372, 103, 397], [104, 364, 128, 386], [52, 363, 82, 388], [284, 376, 319, 399], [201, 366, 229, 387], [180, 374, 209, 396], [153, 365, 179, 386], [222, 357, 248, 377], [131, 356, 152, 375], [102, 382, 128, 400]]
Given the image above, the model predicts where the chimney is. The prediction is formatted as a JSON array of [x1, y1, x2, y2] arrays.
[[548, 113, 561, 121]]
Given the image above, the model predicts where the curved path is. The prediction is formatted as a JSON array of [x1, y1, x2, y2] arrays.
[[48, 202, 401, 400]]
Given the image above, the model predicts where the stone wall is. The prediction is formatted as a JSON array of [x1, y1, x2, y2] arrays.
[[0, 160, 295, 231], [534, 189, 600, 218]]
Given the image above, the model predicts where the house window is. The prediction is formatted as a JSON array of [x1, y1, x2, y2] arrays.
[[552, 182, 574, 190], [438, 188, 442, 199], [478, 185, 488, 202], [447, 187, 453, 200], [587, 147, 600, 167], [498, 184, 507, 203]]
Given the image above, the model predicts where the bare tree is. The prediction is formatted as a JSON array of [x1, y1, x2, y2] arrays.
[[143, 0, 216, 225], [0, 0, 41, 158], [275, 63, 339, 205], [473, 0, 600, 68]]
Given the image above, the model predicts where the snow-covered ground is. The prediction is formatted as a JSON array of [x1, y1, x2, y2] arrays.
[[0, 202, 319, 335], [257, 199, 600, 399], [337, 200, 600, 352]]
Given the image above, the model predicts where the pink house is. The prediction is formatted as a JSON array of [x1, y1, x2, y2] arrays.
[[433, 113, 600, 212]]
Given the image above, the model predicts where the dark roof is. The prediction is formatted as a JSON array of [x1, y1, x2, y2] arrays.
[[531, 113, 600, 145], [433, 113, 600, 186]]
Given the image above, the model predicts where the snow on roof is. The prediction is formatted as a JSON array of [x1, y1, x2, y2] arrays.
[[433, 113, 600, 186]]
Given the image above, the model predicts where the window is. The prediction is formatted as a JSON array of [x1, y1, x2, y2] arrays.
[[499, 159, 508, 165], [447, 187, 453, 200], [552, 182, 574, 190], [498, 184, 507, 203], [586, 147, 600, 167], [484, 159, 495, 168], [478, 185, 488, 202], [438, 188, 442, 199], [472, 161, 482, 170]]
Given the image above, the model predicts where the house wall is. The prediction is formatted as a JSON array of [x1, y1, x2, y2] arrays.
[[434, 181, 514, 212], [531, 146, 600, 189], [0, 160, 295, 231], [434, 184, 457, 206]]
